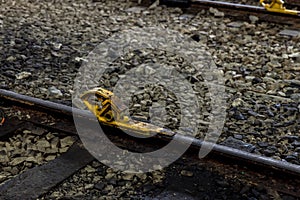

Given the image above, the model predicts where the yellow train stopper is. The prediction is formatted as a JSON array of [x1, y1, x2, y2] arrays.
[[260, 0, 299, 15]]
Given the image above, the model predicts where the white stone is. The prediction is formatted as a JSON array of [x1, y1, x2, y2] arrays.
[[16, 72, 32, 80]]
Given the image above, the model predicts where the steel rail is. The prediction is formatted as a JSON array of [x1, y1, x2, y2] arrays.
[[191, 0, 300, 15], [160, 0, 300, 25], [191, 0, 265, 11], [0, 89, 299, 177], [163, 0, 299, 13]]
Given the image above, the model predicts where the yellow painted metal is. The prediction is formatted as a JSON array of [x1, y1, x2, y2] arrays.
[[260, 0, 299, 15], [81, 87, 175, 137]]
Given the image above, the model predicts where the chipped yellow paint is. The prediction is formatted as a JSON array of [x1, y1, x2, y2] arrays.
[[260, 0, 299, 15], [81, 87, 175, 137]]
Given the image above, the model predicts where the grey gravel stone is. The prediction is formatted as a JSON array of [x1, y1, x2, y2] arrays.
[[290, 93, 300, 102], [60, 136, 76, 148], [209, 7, 224, 17], [249, 15, 259, 23], [227, 21, 244, 28], [94, 182, 106, 190], [125, 6, 146, 13], [48, 86, 63, 98], [16, 72, 32, 80], [36, 139, 51, 152], [279, 29, 300, 37], [180, 170, 193, 177]]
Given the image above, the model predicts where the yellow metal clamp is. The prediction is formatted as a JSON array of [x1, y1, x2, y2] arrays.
[[260, 0, 299, 15], [81, 87, 175, 137]]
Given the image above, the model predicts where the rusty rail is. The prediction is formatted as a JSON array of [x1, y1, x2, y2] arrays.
[[0, 89, 299, 177]]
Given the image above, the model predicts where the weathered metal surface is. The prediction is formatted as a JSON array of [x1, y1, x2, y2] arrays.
[[0, 143, 94, 200], [0, 89, 90, 118], [0, 89, 299, 178], [159, 0, 300, 25], [191, 0, 265, 11]]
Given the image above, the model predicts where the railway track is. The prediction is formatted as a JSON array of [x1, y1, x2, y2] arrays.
[[0, 89, 299, 199], [141, 0, 300, 26], [0, 0, 299, 198]]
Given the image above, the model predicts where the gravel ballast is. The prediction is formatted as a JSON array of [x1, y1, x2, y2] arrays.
[[0, 0, 299, 198]]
